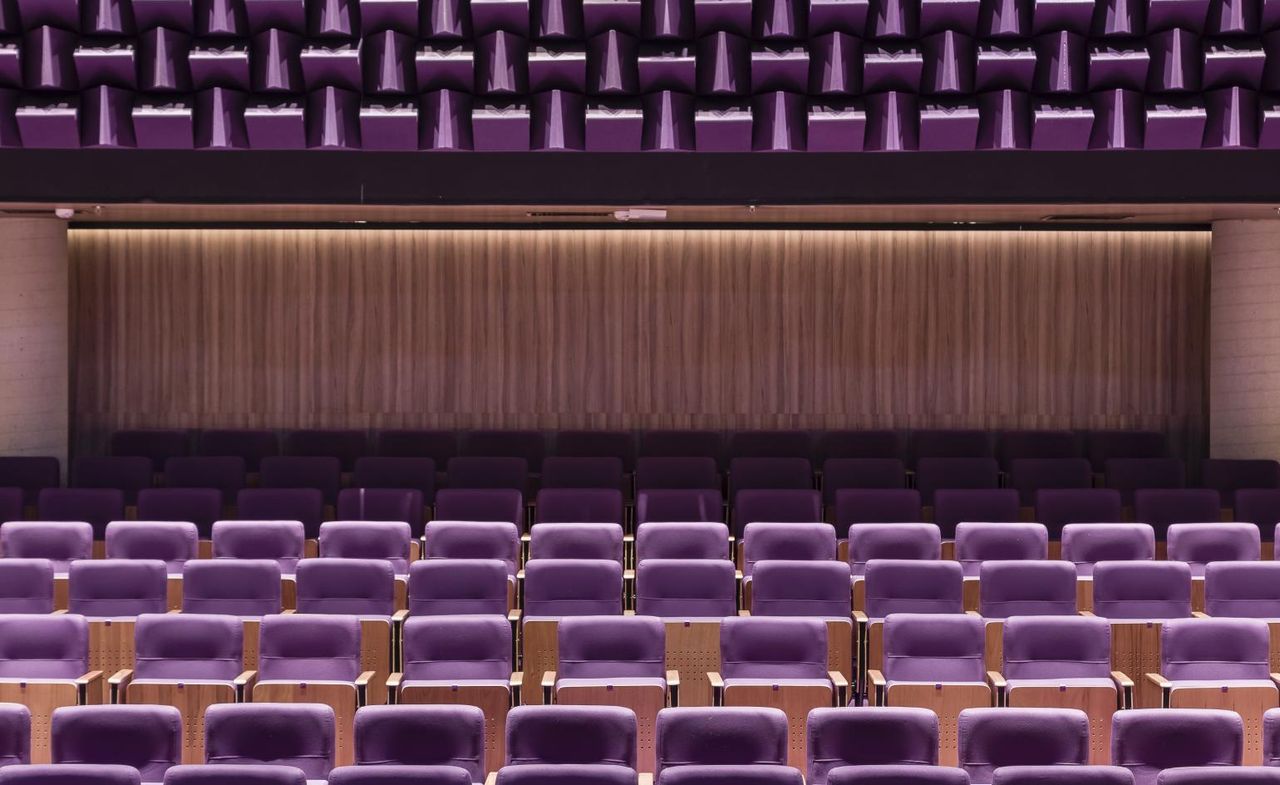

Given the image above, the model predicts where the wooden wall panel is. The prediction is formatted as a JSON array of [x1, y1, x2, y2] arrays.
[[68, 228, 1211, 458]]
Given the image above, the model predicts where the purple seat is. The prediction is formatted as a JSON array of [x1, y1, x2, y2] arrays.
[[1159, 617, 1273, 688], [1166, 522, 1261, 576], [408, 559, 510, 616], [635, 459, 720, 492], [729, 431, 811, 461], [462, 432, 546, 473], [1202, 459, 1280, 506], [257, 614, 360, 683], [212, 520, 304, 574], [0, 765, 141, 784], [529, 523, 624, 564], [912, 430, 994, 464], [331, 765, 474, 784], [434, 489, 523, 525], [204, 703, 336, 779], [828, 767, 970, 785], [0, 613, 89, 680], [236, 490, 325, 540], [0, 521, 92, 572], [0, 559, 54, 614], [182, 560, 282, 617], [51, 705, 182, 781], [835, 490, 924, 539], [259, 457, 342, 505], [932, 490, 1021, 540], [400, 614, 512, 683], [954, 523, 1048, 577], [284, 430, 368, 473], [0, 490, 18, 530], [524, 559, 623, 618], [1060, 524, 1155, 577], [635, 522, 730, 561], [1001, 614, 1114, 683], [541, 458, 624, 492], [729, 458, 814, 501], [822, 460, 908, 506], [807, 707, 939, 784], [336, 489, 426, 537], [1134, 490, 1223, 540], [655, 766, 798, 784], [957, 708, 1089, 783], [104, 521, 198, 573], [163, 458, 246, 507], [1034, 489, 1125, 540], [556, 615, 666, 691], [655, 707, 788, 774], [1112, 709, 1242, 785], [535, 489, 624, 527], [822, 431, 906, 462], [71, 457, 153, 505], [376, 430, 458, 463], [137, 489, 225, 539], [447, 457, 529, 494], [0, 458, 60, 507], [636, 491, 724, 525], [863, 560, 964, 619], [720, 616, 829, 685], [1234, 490, 1280, 541], [751, 561, 853, 618], [732, 490, 822, 539], [993, 767, 1133, 784], [1106, 459, 1187, 506], [640, 431, 724, 467], [354, 705, 484, 779], [0, 704, 28, 766], [318, 521, 412, 574], [1205, 561, 1280, 618], [881, 613, 985, 685], [1087, 431, 1167, 474], [505, 705, 637, 768], [915, 458, 1000, 505], [978, 560, 1077, 618], [1157, 770, 1280, 784], [555, 431, 637, 474], [295, 558, 395, 617], [1092, 561, 1192, 619], [161, 765, 308, 785], [1008, 459, 1093, 506], [68, 559, 167, 618], [197, 430, 280, 473], [110, 431, 189, 472], [1268, 707, 1280, 766], [847, 524, 940, 577], [742, 522, 836, 576], [37, 489, 126, 540], [351, 458, 436, 502], [422, 521, 520, 577], [635, 559, 737, 618], [997, 431, 1082, 468]]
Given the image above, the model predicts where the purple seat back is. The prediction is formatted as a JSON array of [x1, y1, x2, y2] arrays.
[[807, 707, 939, 784], [1161, 617, 1272, 681], [529, 523, 624, 564], [0, 704, 29, 767], [204, 703, 336, 779], [134, 613, 243, 681], [71, 457, 153, 506], [336, 489, 426, 538], [0, 765, 141, 784], [993, 766, 1134, 785], [957, 708, 1089, 783], [505, 705, 637, 768], [376, 430, 458, 463], [863, 560, 964, 619], [0, 559, 54, 614], [447, 457, 528, 493], [295, 558, 395, 617], [51, 705, 182, 781], [1060, 523, 1156, 576], [160, 764, 308, 785], [1008, 458, 1093, 505], [729, 431, 811, 461], [932, 490, 1020, 540], [0, 613, 88, 679], [1087, 431, 1167, 473], [1111, 709, 1242, 785], [827, 764, 969, 784], [1236, 490, 1280, 541], [1002, 615, 1112, 680], [37, 489, 126, 539], [635, 458, 720, 492], [1166, 522, 1261, 576], [882, 613, 985, 683], [835, 490, 925, 539], [1106, 460, 1187, 507], [954, 523, 1048, 577], [720, 616, 828, 680], [1133, 489, 1222, 539], [1205, 561, 1280, 618], [1156, 769, 1280, 785], [636, 490, 724, 525], [162, 458, 246, 506], [997, 431, 1081, 467], [915, 458, 1000, 505], [1092, 561, 1192, 619], [0, 457, 60, 506], [351, 457, 436, 499], [558, 616, 665, 679], [1034, 489, 1125, 539], [535, 489, 624, 526], [329, 765, 474, 785], [655, 707, 787, 773], [461, 431, 545, 472], [621, 765, 761, 784], [422, 521, 520, 576], [259, 457, 342, 505], [635, 559, 737, 618], [212, 521, 305, 574], [284, 430, 368, 472], [354, 705, 485, 780], [137, 488, 225, 538], [847, 524, 940, 576], [68, 559, 167, 618], [978, 560, 1077, 618], [822, 460, 908, 505], [540, 458, 624, 491], [104, 521, 198, 573], [524, 559, 623, 618], [318, 521, 412, 574], [732, 490, 822, 538], [751, 561, 853, 619], [636, 522, 730, 561], [408, 559, 510, 616], [197, 430, 280, 473], [555, 431, 636, 473], [236, 490, 325, 540], [913, 430, 993, 463], [433, 489, 524, 525], [742, 522, 836, 576], [257, 614, 361, 682], [729, 458, 814, 499], [182, 559, 282, 616], [822, 431, 906, 461], [401, 615, 512, 681], [640, 431, 724, 466], [1201, 459, 1280, 506]]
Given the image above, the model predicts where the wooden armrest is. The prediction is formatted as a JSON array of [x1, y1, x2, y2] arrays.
[[987, 671, 1007, 690], [1270, 673, 1280, 689], [1192, 611, 1210, 619], [509, 672, 523, 690], [485, 773, 498, 785], [107, 669, 132, 687], [1111, 671, 1134, 689], [1145, 673, 1172, 690], [76, 671, 103, 704], [76, 671, 103, 687], [508, 610, 522, 623], [1078, 610, 1096, 617], [355, 671, 375, 687], [623, 569, 635, 580], [392, 609, 409, 622], [541, 671, 556, 690], [737, 610, 751, 617], [52, 609, 67, 615], [386, 673, 403, 691], [867, 669, 886, 688], [829, 671, 849, 690], [280, 608, 295, 615], [666, 670, 680, 688], [707, 672, 724, 690], [734, 571, 743, 582], [516, 570, 525, 581], [852, 610, 868, 623], [965, 610, 982, 618], [234, 670, 257, 688]]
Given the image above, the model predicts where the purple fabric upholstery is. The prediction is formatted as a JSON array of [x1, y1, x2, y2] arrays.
[[1133, 489, 1223, 539], [863, 559, 964, 619], [256, 613, 361, 682], [408, 558, 510, 616], [732, 490, 822, 538], [1111, 709, 1242, 785], [957, 708, 1089, 783], [1008, 458, 1093, 505], [636, 522, 730, 561], [0, 614, 89, 680], [827, 764, 971, 784], [822, 432, 906, 462], [636, 490, 725, 525], [1204, 561, 1280, 618], [505, 705, 637, 768], [133, 613, 243, 682], [847, 524, 940, 576], [1160, 617, 1272, 681], [742, 522, 836, 576], [882, 613, 985, 683], [0, 458, 60, 506], [558, 615, 665, 679], [104, 521, 198, 573], [295, 558, 395, 616], [182, 559, 282, 616], [822, 460, 908, 506], [720, 616, 828, 680], [915, 458, 999, 504], [0, 558, 53, 614], [350, 458, 435, 501], [978, 560, 1077, 618], [0, 765, 141, 784], [1166, 522, 1261, 576], [1002, 615, 1112, 680], [729, 431, 811, 460], [236, 490, 325, 540], [729, 458, 814, 501], [163, 458, 246, 506], [461, 431, 546, 472], [0, 522, 93, 572], [376, 430, 458, 463], [447, 457, 529, 493], [318, 521, 412, 574], [807, 707, 938, 784], [1268, 707, 1280, 767], [657, 765, 797, 784], [834, 490, 926, 540], [1060, 524, 1155, 577], [212, 521, 304, 574], [1106, 460, 1187, 507], [401, 615, 512, 682], [932, 490, 1020, 540], [954, 522, 1048, 577], [1087, 431, 1167, 473], [1157, 770, 1280, 784], [640, 431, 724, 466], [635, 458, 720, 492], [161, 764, 308, 785], [535, 489, 624, 526], [204, 703, 336, 779], [913, 430, 994, 463], [283, 429, 368, 472], [432, 489, 523, 525], [68, 559, 167, 618], [997, 431, 1081, 467], [197, 430, 280, 473], [541, 457, 625, 491], [556, 431, 636, 473], [655, 707, 787, 774], [51, 705, 182, 781], [336, 489, 426, 537], [1034, 488, 1125, 539], [1092, 561, 1192, 619], [530, 523, 624, 564], [523, 559, 623, 618], [751, 561, 853, 618], [37, 489, 126, 540], [992, 767, 1134, 785], [329, 765, 474, 785], [71, 457, 153, 506], [1235, 490, 1280, 541], [354, 705, 485, 779], [635, 559, 737, 618], [259, 457, 342, 505], [422, 521, 520, 576], [1201, 459, 1280, 506], [137, 488, 226, 538], [0, 704, 28, 767]]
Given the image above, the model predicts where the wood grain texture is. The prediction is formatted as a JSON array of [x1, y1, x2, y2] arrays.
[[68, 228, 1210, 457]]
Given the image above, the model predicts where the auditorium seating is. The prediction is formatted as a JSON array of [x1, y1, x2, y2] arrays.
[[203, 703, 336, 778], [50, 704, 182, 780], [956, 708, 1091, 784], [806, 707, 939, 784]]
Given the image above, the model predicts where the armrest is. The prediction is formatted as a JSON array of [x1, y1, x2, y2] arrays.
[[1078, 610, 1096, 617], [737, 610, 751, 617], [867, 669, 886, 688], [1112, 671, 1134, 709], [987, 671, 1007, 690], [667, 670, 680, 688], [708, 672, 724, 707], [965, 610, 982, 618], [386, 672, 403, 692], [852, 610, 868, 624], [1145, 673, 1172, 690], [107, 669, 132, 704], [516, 569, 525, 581], [541, 671, 556, 706], [392, 609, 409, 622], [667, 669, 680, 707], [623, 569, 635, 580], [1192, 611, 1210, 619], [280, 608, 295, 615], [734, 571, 743, 582], [485, 773, 498, 785], [76, 671, 104, 705], [234, 670, 257, 701], [867, 669, 887, 706], [356, 671, 375, 706], [508, 610, 522, 624], [829, 671, 849, 707], [510, 672, 522, 707]]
